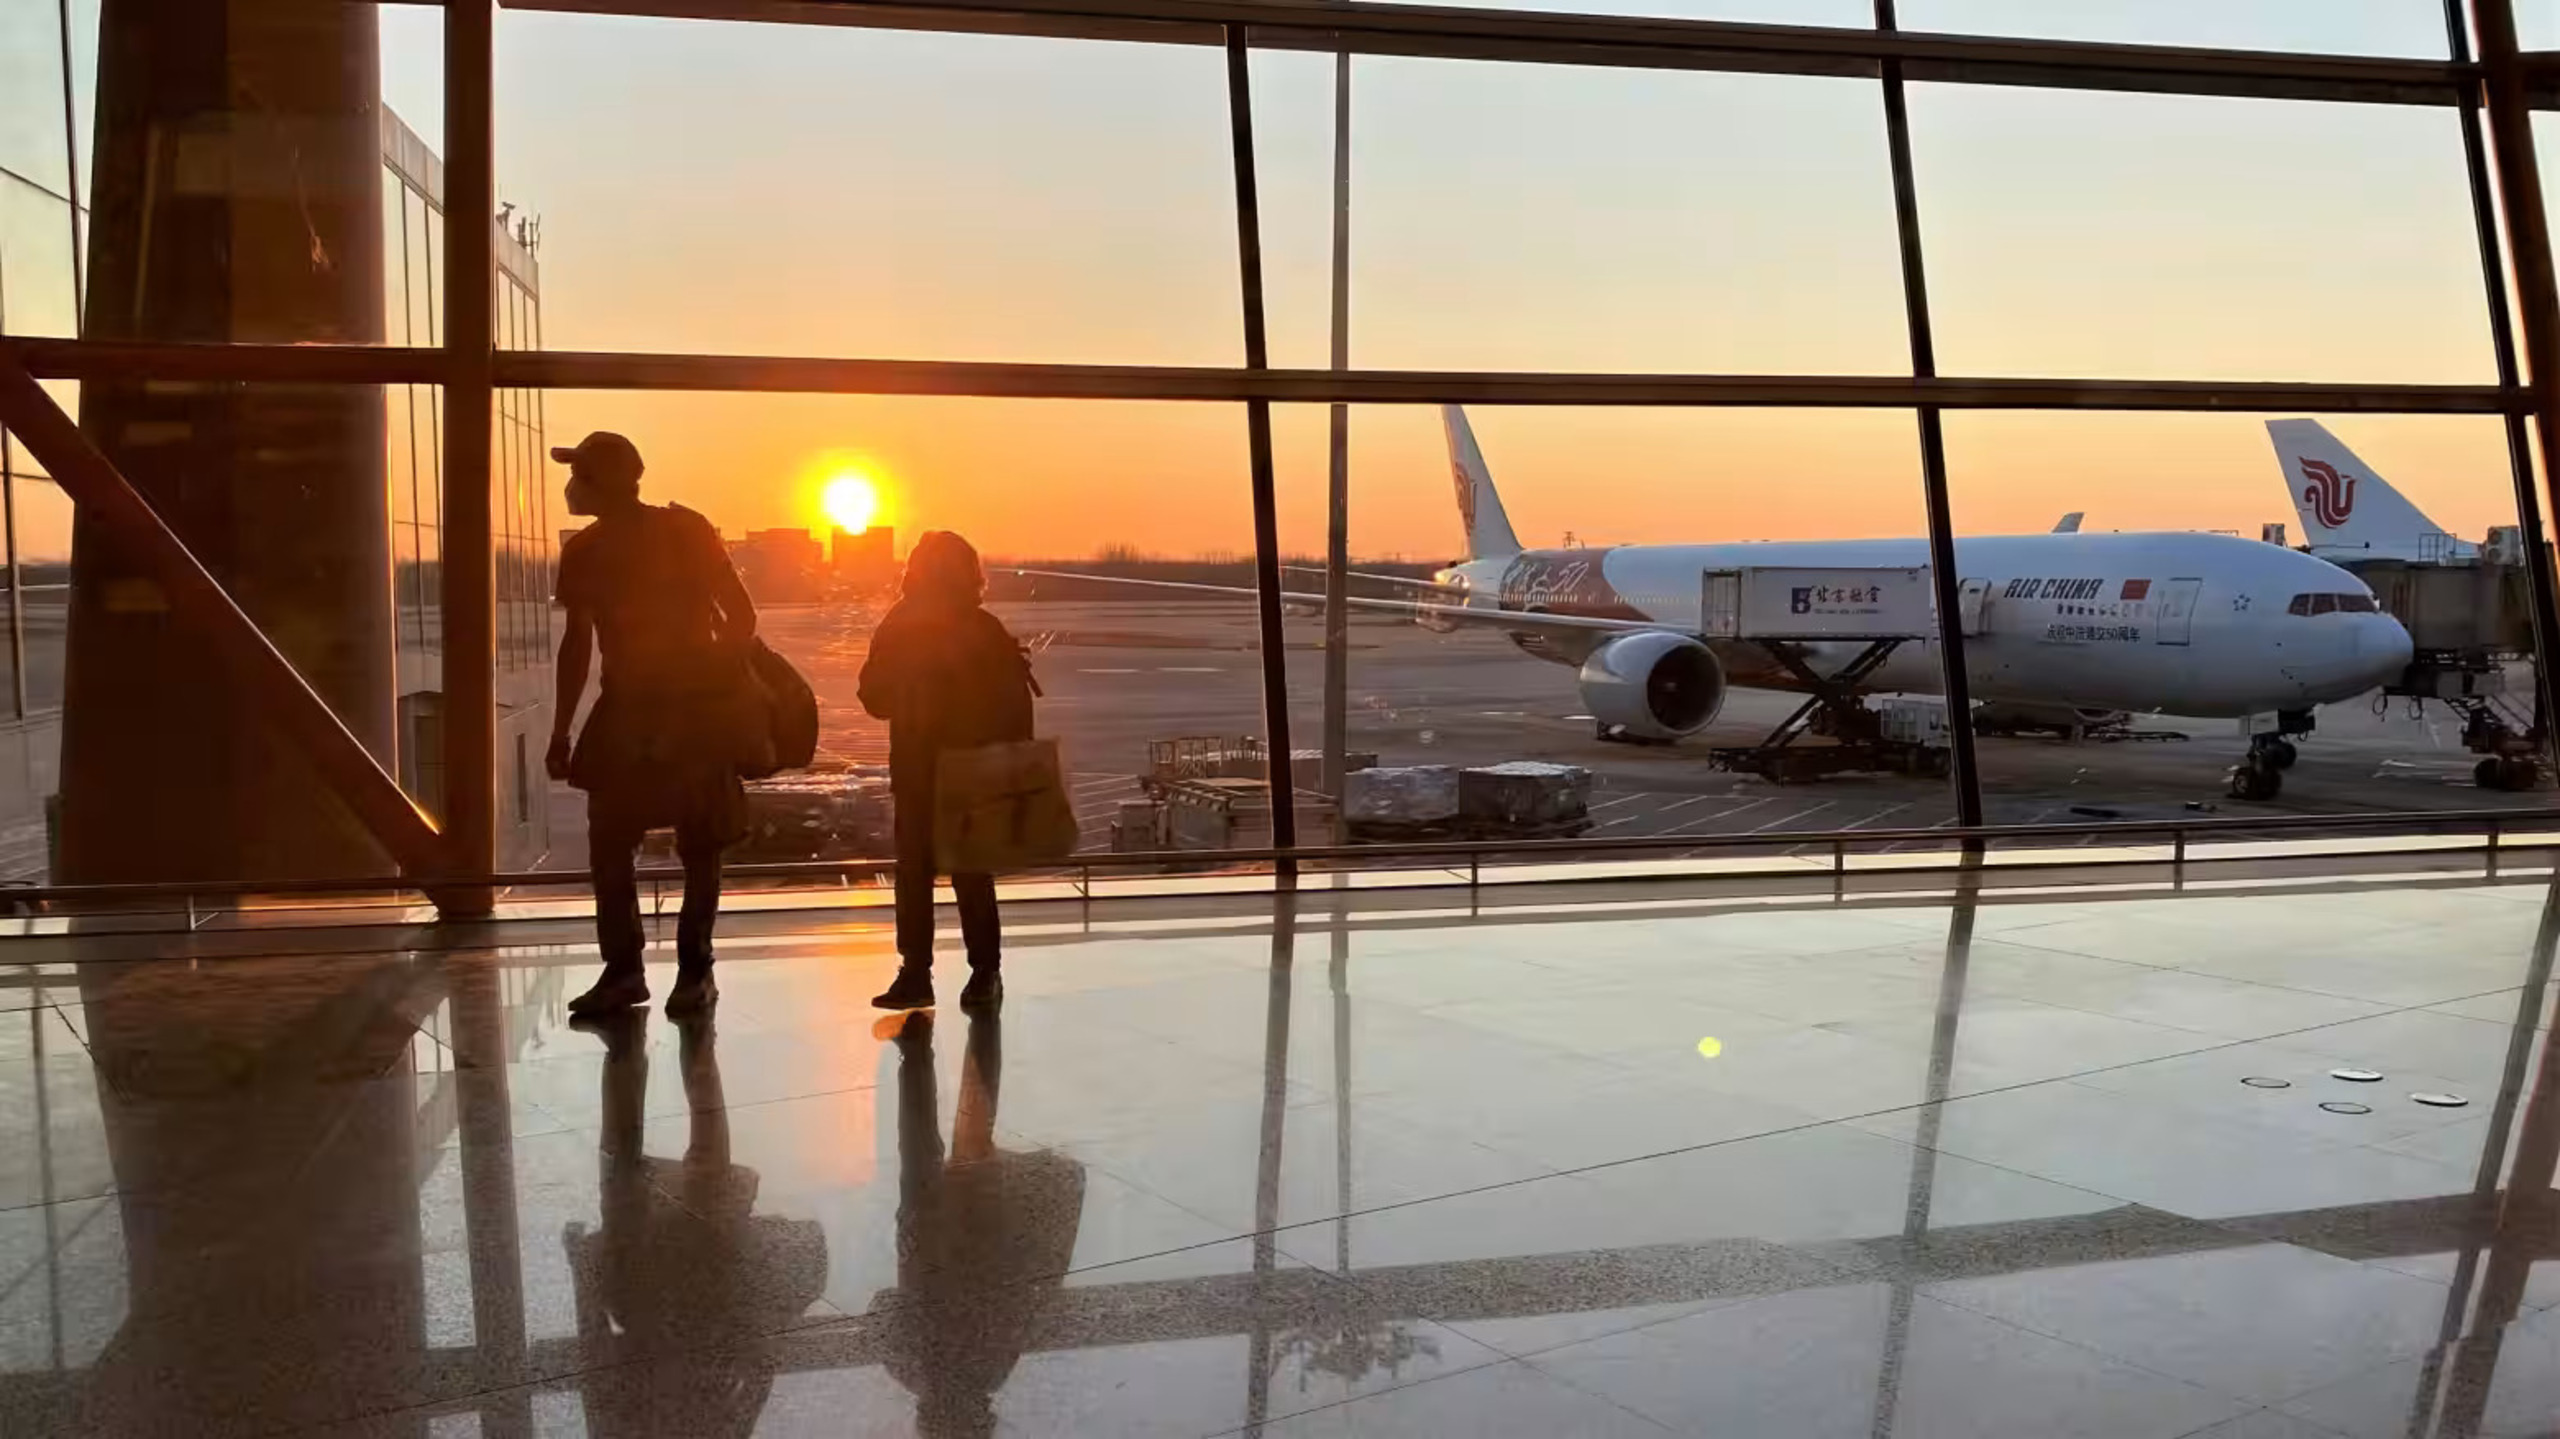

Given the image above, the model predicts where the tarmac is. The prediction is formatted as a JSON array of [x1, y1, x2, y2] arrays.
[[750, 599, 2552, 858]]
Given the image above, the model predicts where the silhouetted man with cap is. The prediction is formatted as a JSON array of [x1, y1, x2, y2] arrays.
[[548, 431, 758, 1016]]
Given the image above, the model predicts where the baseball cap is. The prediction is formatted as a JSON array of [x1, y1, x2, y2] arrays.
[[549, 431, 644, 477]]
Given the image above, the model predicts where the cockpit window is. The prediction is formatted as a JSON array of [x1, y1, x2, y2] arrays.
[[2287, 593, 2377, 616]]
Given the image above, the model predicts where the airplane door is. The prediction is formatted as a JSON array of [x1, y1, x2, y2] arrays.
[[1956, 577, 1990, 638], [2154, 578, 2202, 646]]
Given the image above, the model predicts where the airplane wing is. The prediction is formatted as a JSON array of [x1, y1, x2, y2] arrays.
[[1279, 564, 1464, 594], [2052, 512, 2084, 534], [1001, 568, 1675, 638]]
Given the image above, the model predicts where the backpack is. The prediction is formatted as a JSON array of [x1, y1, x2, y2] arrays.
[[741, 639, 819, 779]]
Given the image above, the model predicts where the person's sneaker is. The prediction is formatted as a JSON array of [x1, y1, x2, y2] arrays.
[[958, 970, 1003, 1011], [567, 968, 649, 1016], [871, 966, 936, 1011], [665, 969, 719, 1016]]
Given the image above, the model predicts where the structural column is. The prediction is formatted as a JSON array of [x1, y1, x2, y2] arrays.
[[444, 0, 500, 900], [60, 0, 394, 883]]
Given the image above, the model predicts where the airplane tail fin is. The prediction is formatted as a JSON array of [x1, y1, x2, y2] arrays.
[[1442, 405, 1524, 560], [2265, 419, 2454, 557]]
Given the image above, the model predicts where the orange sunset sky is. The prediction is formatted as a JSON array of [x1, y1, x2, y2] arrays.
[[376, 3, 2558, 560]]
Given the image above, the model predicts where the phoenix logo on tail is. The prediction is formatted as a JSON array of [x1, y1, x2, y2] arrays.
[[2298, 458, 2357, 530], [1451, 459, 1479, 541]]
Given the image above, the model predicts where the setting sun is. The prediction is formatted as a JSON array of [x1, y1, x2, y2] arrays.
[[821, 471, 881, 534]]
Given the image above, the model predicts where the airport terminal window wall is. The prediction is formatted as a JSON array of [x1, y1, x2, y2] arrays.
[[11, 1, 2560, 886]]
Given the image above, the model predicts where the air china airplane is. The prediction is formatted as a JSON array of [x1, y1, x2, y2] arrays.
[[1021, 407, 2416, 797]]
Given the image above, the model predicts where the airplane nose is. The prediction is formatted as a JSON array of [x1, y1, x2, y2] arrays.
[[2360, 614, 2414, 683]]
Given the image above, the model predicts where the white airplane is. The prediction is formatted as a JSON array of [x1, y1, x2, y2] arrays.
[[1021, 407, 2415, 798], [2266, 418, 2479, 563]]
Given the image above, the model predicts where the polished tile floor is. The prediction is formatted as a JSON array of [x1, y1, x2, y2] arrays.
[[7, 873, 2560, 1435]]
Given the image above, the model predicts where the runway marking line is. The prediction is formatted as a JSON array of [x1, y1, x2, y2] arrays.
[[1745, 801, 1837, 835], [1841, 801, 1920, 832], [1586, 792, 1656, 816], [1658, 796, 1778, 837]]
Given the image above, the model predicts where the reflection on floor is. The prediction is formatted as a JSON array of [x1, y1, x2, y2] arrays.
[[8, 873, 2560, 1434]]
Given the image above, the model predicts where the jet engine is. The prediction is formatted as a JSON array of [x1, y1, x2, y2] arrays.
[[1578, 632, 1727, 742]]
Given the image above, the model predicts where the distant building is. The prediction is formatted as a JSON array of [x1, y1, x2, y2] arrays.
[[731, 528, 826, 604], [831, 525, 897, 597]]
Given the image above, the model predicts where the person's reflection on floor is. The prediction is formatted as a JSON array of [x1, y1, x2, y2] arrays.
[[877, 1009, 1087, 1439], [565, 1012, 827, 1435]]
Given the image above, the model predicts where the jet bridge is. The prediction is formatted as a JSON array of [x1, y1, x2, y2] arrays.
[[2347, 554, 2547, 791], [1697, 566, 1952, 784]]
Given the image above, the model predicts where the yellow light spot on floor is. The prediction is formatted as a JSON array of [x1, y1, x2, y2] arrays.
[[1697, 1036, 1723, 1059]]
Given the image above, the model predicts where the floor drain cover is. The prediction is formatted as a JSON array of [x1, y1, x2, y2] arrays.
[[2320, 1101, 2374, 1115], [2330, 1068, 2385, 1083], [2241, 1077, 2292, 1089], [2412, 1092, 2470, 1108]]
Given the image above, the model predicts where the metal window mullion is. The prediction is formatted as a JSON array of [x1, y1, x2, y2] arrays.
[[1223, 27, 1298, 861], [1, 340, 2533, 412], [2449, 0, 2560, 778], [0, 261, 20, 725], [442, 0, 499, 895], [1876, 0, 1983, 830], [5, 449, 24, 725], [1320, 44, 1351, 838], [54, 0, 82, 319], [495, 0, 2471, 109], [2478, 0, 2560, 814]]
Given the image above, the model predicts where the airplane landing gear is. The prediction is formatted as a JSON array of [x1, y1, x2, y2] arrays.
[[2228, 726, 2304, 803]]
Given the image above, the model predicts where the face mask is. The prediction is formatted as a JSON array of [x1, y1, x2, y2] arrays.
[[565, 474, 599, 517]]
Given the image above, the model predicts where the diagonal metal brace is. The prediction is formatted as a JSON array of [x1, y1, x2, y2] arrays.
[[0, 360, 446, 880]]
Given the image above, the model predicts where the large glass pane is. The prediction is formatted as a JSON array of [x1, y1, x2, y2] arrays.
[[1911, 87, 2491, 384], [496, 14, 1240, 366], [0, 171, 77, 338], [0, 0, 69, 196], [535, 391, 1267, 876], [66, 0, 94, 204], [17, 382, 425, 884], [1901, 0, 2449, 58], [1944, 411, 2544, 827], [72, 9, 401, 347], [14, 470, 68, 717], [1275, 404, 1958, 869], [1254, 55, 1908, 374], [496, 16, 1239, 363], [379, 3, 444, 155], [1343, 0, 1865, 23]]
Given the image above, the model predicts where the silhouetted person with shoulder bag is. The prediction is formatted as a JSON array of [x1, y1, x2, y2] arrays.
[[548, 431, 759, 1017], [859, 531, 1034, 1011]]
